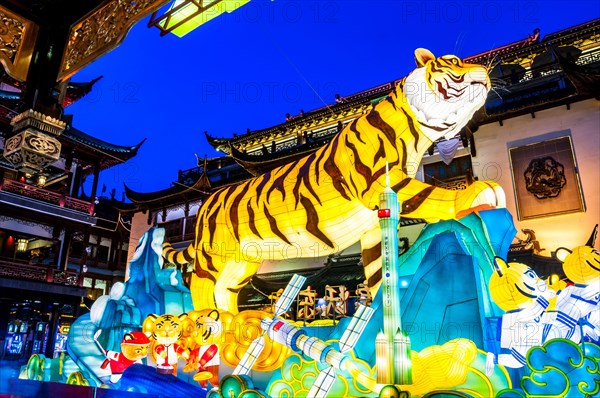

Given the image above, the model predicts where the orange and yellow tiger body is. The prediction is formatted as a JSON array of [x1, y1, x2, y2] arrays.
[[163, 49, 505, 314]]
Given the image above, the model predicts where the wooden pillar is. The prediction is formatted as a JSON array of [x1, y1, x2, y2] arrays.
[[64, 152, 74, 194], [58, 229, 72, 271], [51, 226, 61, 266], [90, 164, 100, 200], [182, 202, 190, 240], [70, 163, 83, 197], [112, 235, 122, 270], [44, 304, 60, 358], [80, 231, 90, 271]]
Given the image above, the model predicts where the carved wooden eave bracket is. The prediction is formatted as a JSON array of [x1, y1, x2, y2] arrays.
[[0, 5, 38, 81], [57, 0, 171, 81]]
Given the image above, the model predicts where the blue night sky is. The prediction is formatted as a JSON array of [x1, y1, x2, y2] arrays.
[[67, 0, 599, 199]]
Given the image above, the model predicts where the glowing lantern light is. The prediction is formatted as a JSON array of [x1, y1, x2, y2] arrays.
[[150, 0, 250, 38], [16, 238, 28, 252], [37, 175, 47, 186], [378, 208, 391, 218]]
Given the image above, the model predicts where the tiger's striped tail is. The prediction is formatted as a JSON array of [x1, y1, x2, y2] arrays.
[[162, 242, 196, 267]]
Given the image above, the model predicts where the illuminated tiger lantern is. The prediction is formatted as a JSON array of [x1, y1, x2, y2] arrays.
[[487, 257, 555, 370], [182, 309, 223, 388], [163, 48, 505, 313], [545, 225, 600, 343], [555, 225, 599, 284], [143, 313, 189, 375]]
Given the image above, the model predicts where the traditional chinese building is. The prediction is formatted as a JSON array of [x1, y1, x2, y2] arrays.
[[0, 0, 168, 360], [122, 19, 599, 315]]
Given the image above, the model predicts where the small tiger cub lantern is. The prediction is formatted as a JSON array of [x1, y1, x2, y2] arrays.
[[142, 313, 189, 375], [95, 330, 150, 383], [182, 309, 222, 388]]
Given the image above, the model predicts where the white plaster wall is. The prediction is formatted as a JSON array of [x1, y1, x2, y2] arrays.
[[472, 99, 599, 252]]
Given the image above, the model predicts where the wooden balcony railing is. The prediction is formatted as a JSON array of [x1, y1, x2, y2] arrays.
[[0, 259, 81, 286], [0, 178, 94, 215]]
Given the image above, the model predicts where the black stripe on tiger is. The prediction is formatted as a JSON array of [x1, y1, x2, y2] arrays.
[[347, 173, 360, 198], [293, 153, 321, 208], [400, 138, 408, 174], [323, 135, 352, 201], [385, 95, 397, 110], [206, 188, 231, 246], [344, 135, 373, 190], [402, 186, 436, 214], [227, 275, 254, 293], [254, 172, 271, 206], [366, 159, 400, 197], [392, 178, 412, 192], [365, 109, 396, 145], [362, 242, 381, 266], [400, 107, 420, 151], [195, 217, 204, 249], [349, 119, 366, 145], [300, 194, 334, 249], [182, 246, 194, 263], [207, 204, 220, 247], [264, 204, 291, 245], [230, 183, 251, 241], [201, 246, 218, 274], [266, 162, 296, 203], [367, 270, 382, 288], [373, 136, 386, 167], [162, 242, 196, 265], [247, 204, 262, 239], [196, 267, 217, 283], [313, 143, 329, 185]]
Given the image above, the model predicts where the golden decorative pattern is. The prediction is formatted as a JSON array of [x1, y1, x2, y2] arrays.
[[436, 176, 468, 191], [58, 0, 170, 81], [3, 130, 61, 173], [0, 6, 38, 81]]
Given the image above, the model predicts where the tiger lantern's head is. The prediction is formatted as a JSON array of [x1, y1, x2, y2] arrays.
[[554, 224, 599, 285], [143, 313, 188, 345], [402, 48, 490, 142], [184, 309, 222, 346], [555, 246, 600, 285], [120, 331, 151, 361], [489, 257, 548, 312]]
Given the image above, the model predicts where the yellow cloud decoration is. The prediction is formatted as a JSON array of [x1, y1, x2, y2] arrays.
[[66, 371, 90, 386], [270, 338, 509, 397], [408, 338, 477, 394], [221, 310, 291, 371]]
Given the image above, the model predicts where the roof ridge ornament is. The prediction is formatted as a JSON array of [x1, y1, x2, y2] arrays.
[[10, 109, 67, 136]]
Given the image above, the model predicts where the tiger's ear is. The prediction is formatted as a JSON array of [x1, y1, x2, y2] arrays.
[[207, 309, 220, 321], [415, 48, 435, 67], [493, 256, 507, 277], [554, 247, 572, 263], [178, 313, 188, 322], [142, 314, 157, 334]]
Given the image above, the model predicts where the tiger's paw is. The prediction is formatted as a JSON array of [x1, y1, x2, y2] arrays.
[[455, 181, 505, 219]]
